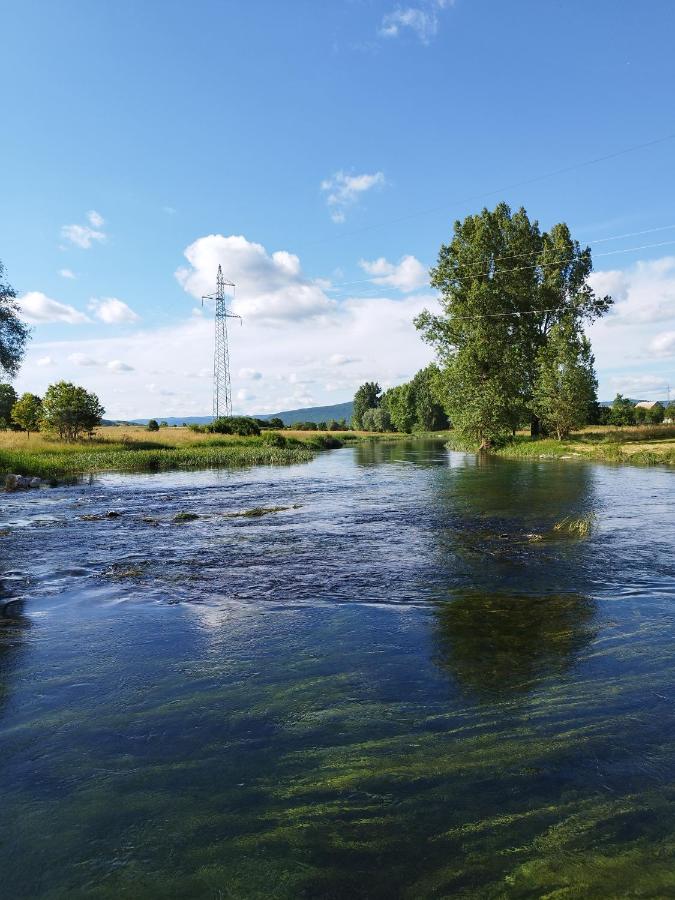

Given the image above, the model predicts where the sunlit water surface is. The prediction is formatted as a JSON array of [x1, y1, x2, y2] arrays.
[[1, 442, 674, 898]]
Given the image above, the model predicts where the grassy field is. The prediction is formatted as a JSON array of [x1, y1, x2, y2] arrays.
[[448, 425, 675, 466], [0, 425, 441, 481], [0, 425, 338, 480]]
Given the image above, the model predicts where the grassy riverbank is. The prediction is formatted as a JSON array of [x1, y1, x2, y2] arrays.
[[0, 425, 446, 480], [0, 426, 336, 480], [447, 425, 675, 466]]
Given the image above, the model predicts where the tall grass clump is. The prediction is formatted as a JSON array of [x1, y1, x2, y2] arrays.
[[552, 514, 595, 537]]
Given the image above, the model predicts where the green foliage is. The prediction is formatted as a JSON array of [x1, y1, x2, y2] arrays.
[[41, 381, 105, 440], [531, 322, 597, 439], [609, 394, 636, 427], [352, 381, 381, 429], [210, 416, 261, 436], [147, 419, 160, 431], [0, 382, 18, 428], [293, 421, 318, 431], [11, 392, 42, 436], [665, 403, 675, 422], [260, 430, 287, 448], [416, 203, 612, 447], [382, 364, 449, 433], [268, 417, 285, 429], [648, 404, 665, 424], [0, 261, 30, 379], [361, 407, 392, 432]]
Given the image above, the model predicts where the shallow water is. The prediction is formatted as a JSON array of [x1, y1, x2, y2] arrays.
[[1, 442, 674, 898]]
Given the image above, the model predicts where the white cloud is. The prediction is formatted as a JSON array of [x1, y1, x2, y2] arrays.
[[589, 257, 675, 325], [176, 234, 335, 322], [61, 211, 106, 249], [359, 254, 428, 292], [87, 210, 105, 228], [58, 268, 77, 280], [89, 297, 140, 324], [19, 291, 89, 324], [237, 388, 255, 402], [239, 367, 263, 380], [328, 354, 358, 366], [379, 1, 454, 44], [16, 288, 439, 419], [68, 353, 100, 367], [320, 171, 386, 223], [608, 373, 671, 397], [107, 360, 134, 372], [649, 331, 675, 358], [36, 356, 54, 367]]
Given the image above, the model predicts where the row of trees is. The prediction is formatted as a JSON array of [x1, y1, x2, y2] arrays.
[[0, 381, 104, 439], [601, 395, 674, 427], [352, 366, 449, 433]]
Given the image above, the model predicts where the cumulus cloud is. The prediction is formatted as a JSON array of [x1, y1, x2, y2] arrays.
[[239, 367, 263, 380], [89, 297, 140, 324], [649, 331, 675, 358], [379, 0, 454, 44], [608, 373, 671, 397], [359, 254, 428, 292], [36, 356, 54, 366], [61, 210, 106, 249], [58, 268, 77, 280], [19, 291, 89, 324], [589, 257, 675, 325], [107, 360, 134, 372], [176, 234, 336, 322], [68, 353, 100, 366], [328, 354, 358, 366], [320, 171, 386, 223]]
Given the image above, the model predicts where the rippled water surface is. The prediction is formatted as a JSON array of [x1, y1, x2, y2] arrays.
[[1, 442, 675, 898]]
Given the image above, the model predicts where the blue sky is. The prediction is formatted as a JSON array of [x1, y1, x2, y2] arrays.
[[2, 0, 675, 416]]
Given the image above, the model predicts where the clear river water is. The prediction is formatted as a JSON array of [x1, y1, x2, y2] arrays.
[[1, 441, 675, 898]]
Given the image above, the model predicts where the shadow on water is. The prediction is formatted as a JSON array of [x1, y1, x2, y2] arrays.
[[354, 438, 448, 468], [433, 590, 597, 699]]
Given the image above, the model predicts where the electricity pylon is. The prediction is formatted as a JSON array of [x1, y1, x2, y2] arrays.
[[202, 265, 241, 419]]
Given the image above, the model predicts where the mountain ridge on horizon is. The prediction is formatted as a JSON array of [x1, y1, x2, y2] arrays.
[[124, 400, 354, 427]]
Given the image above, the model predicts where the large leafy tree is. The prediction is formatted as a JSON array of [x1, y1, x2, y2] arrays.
[[42, 381, 104, 440], [416, 204, 612, 447], [11, 392, 43, 438], [531, 323, 597, 440], [352, 381, 381, 429], [382, 364, 448, 433], [0, 261, 29, 379], [0, 383, 18, 428]]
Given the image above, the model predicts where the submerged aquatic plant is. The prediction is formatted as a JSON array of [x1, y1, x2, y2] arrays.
[[552, 513, 595, 537]]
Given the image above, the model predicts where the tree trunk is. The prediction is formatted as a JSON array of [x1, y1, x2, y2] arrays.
[[530, 414, 541, 438]]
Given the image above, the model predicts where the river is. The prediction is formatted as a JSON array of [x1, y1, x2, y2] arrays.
[[1, 442, 674, 898]]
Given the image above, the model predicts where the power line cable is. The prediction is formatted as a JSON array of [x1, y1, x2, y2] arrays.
[[308, 130, 675, 247]]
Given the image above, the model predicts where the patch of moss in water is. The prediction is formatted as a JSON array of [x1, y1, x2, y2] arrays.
[[173, 511, 200, 522], [225, 505, 291, 518]]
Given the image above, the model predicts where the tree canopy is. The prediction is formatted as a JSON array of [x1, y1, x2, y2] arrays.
[[415, 203, 611, 447], [352, 382, 381, 429], [42, 381, 104, 440], [11, 392, 43, 437], [0, 261, 29, 379], [0, 383, 18, 428]]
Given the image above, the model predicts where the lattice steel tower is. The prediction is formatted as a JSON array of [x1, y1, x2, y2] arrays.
[[202, 266, 241, 419]]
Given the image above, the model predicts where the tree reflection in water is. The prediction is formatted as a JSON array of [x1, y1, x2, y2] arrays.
[[434, 590, 596, 699]]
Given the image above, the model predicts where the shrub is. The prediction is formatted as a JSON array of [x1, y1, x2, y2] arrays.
[[211, 416, 260, 436], [147, 419, 160, 431], [260, 430, 287, 448]]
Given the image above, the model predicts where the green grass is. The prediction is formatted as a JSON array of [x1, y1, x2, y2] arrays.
[[446, 428, 675, 467], [0, 438, 319, 480]]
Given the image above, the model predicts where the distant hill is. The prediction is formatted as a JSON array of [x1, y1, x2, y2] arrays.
[[125, 400, 354, 427], [256, 401, 353, 426]]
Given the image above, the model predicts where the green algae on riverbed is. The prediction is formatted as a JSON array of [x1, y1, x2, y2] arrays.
[[1, 444, 675, 898]]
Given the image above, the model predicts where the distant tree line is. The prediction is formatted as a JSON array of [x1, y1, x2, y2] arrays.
[[351, 365, 449, 433]]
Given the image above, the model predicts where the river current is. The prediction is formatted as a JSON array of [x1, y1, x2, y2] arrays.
[[1, 442, 674, 898]]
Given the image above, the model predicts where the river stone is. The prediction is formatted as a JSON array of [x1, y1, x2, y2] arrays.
[[5, 474, 37, 491]]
